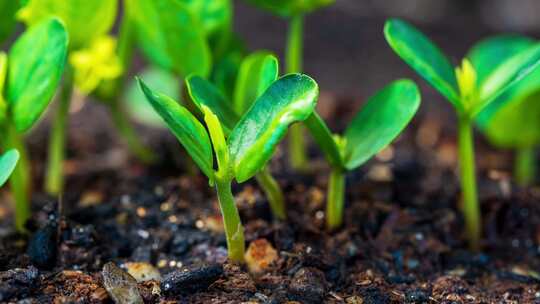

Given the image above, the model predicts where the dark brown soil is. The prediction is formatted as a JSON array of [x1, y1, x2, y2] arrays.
[[1, 95, 540, 304]]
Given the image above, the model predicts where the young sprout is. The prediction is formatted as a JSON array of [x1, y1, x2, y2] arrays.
[[0, 18, 68, 231], [384, 18, 540, 249], [471, 35, 540, 186], [18, 0, 124, 195], [304, 80, 420, 230], [186, 51, 287, 219], [243, 0, 335, 170], [0, 150, 19, 188], [138, 74, 319, 262]]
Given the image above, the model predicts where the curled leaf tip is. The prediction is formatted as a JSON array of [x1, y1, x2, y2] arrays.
[[455, 58, 478, 104]]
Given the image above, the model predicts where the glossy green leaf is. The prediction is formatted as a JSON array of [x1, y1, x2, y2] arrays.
[[0, 149, 19, 187], [384, 19, 460, 109], [138, 78, 214, 179], [233, 51, 279, 114], [7, 18, 68, 132], [202, 105, 229, 170], [180, 0, 232, 37], [475, 43, 540, 115], [186, 75, 239, 133], [125, 66, 179, 128], [0, 1, 19, 44], [344, 79, 421, 170], [467, 35, 535, 86], [229, 74, 319, 182], [304, 113, 344, 168], [18, 0, 116, 49], [128, 0, 211, 77], [243, 0, 335, 17], [481, 89, 540, 148]]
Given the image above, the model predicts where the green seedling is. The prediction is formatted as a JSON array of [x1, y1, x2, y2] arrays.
[[138, 74, 319, 262], [0, 18, 68, 231], [243, 0, 335, 170], [472, 35, 540, 186], [17, 0, 130, 195], [186, 51, 287, 220], [0, 150, 19, 188], [0, 1, 20, 44], [304, 80, 420, 230], [384, 18, 540, 249]]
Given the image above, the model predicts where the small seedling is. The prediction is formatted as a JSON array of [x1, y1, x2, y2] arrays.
[[384, 18, 540, 249], [472, 35, 540, 186], [0, 18, 68, 231], [243, 0, 335, 170], [186, 51, 287, 219], [0, 150, 19, 188], [304, 80, 420, 230], [139, 74, 319, 262]]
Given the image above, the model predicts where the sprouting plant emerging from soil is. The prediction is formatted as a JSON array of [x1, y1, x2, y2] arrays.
[[472, 35, 540, 186], [0, 18, 68, 231], [186, 52, 288, 220], [0, 150, 19, 188], [384, 18, 540, 249], [139, 74, 319, 262], [305, 80, 420, 230], [243, 0, 334, 170]]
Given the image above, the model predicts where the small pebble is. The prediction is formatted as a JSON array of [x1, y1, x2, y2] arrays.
[[27, 225, 57, 269], [245, 239, 278, 274], [161, 264, 223, 295], [102, 262, 143, 304], [288, 267, 327, 304], [125, 262, 162, 282]]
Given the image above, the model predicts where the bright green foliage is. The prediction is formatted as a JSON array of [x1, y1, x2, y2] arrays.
[[0, 18, 68, 231], [17, 0, 116, 50], [126, 67, 180, 128], [233, 52, 279, 114], [139, 74, 319, 261], [128, 0, 211, 78], [305, 80, 421, 230], [0, 150, 19, 187], [384, 18, 540, 249], [186, 52, 289, 220], [6, 18, 68, 132], [0, 1, 20, 44], [243, 0, 334, 17]]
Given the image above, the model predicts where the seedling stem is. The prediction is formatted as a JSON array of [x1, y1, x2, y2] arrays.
[[515, 147, 536, 186], [255, 167, 286, 220], [326, 166, 345, 230], [287, 14, 308, 170], [215, 175, 245, 263]]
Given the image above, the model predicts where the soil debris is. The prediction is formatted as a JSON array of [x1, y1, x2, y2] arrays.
[[102, 262, 143, 304]]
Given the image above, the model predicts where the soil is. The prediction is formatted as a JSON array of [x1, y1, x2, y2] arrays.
[[1, 95, 540, 304]]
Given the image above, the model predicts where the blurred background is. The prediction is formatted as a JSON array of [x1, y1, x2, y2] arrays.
[[234, 0, 540, 118]]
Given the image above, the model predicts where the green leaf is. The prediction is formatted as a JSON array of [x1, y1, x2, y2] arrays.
[[185, 75, 239, 133], [233, 51, 279, 115], [138, 78, 214, 179], [128, 0, 211, 77], [125, 66, 179, 128], [480, 89, 540, 148], [384, 18, 460, 110], [344, 79, 421, 170], [18, 0, 116, 49], [467, 35, 535, 86], [180, 0, 232, 37], [201, 105, 229, 171], [475, 43, 540, 115], [0, 149, 19, 187], [0, 0, 19, 44], [229, 74, 319, 182], [243, 0, 335, 17], [7, 18, 68, 133], [304, 113, 344, 168]]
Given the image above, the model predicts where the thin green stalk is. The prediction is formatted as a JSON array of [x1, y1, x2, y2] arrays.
[[326, 166, 345, 230], [255, 167, 286, 220], [45, 67, 73, 195], [515, 147, 536, 186], [457, 115, 480, 251], [3, 123, 31, 232], [215, 176, 245, 263], [287, 14, 308, 170]]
